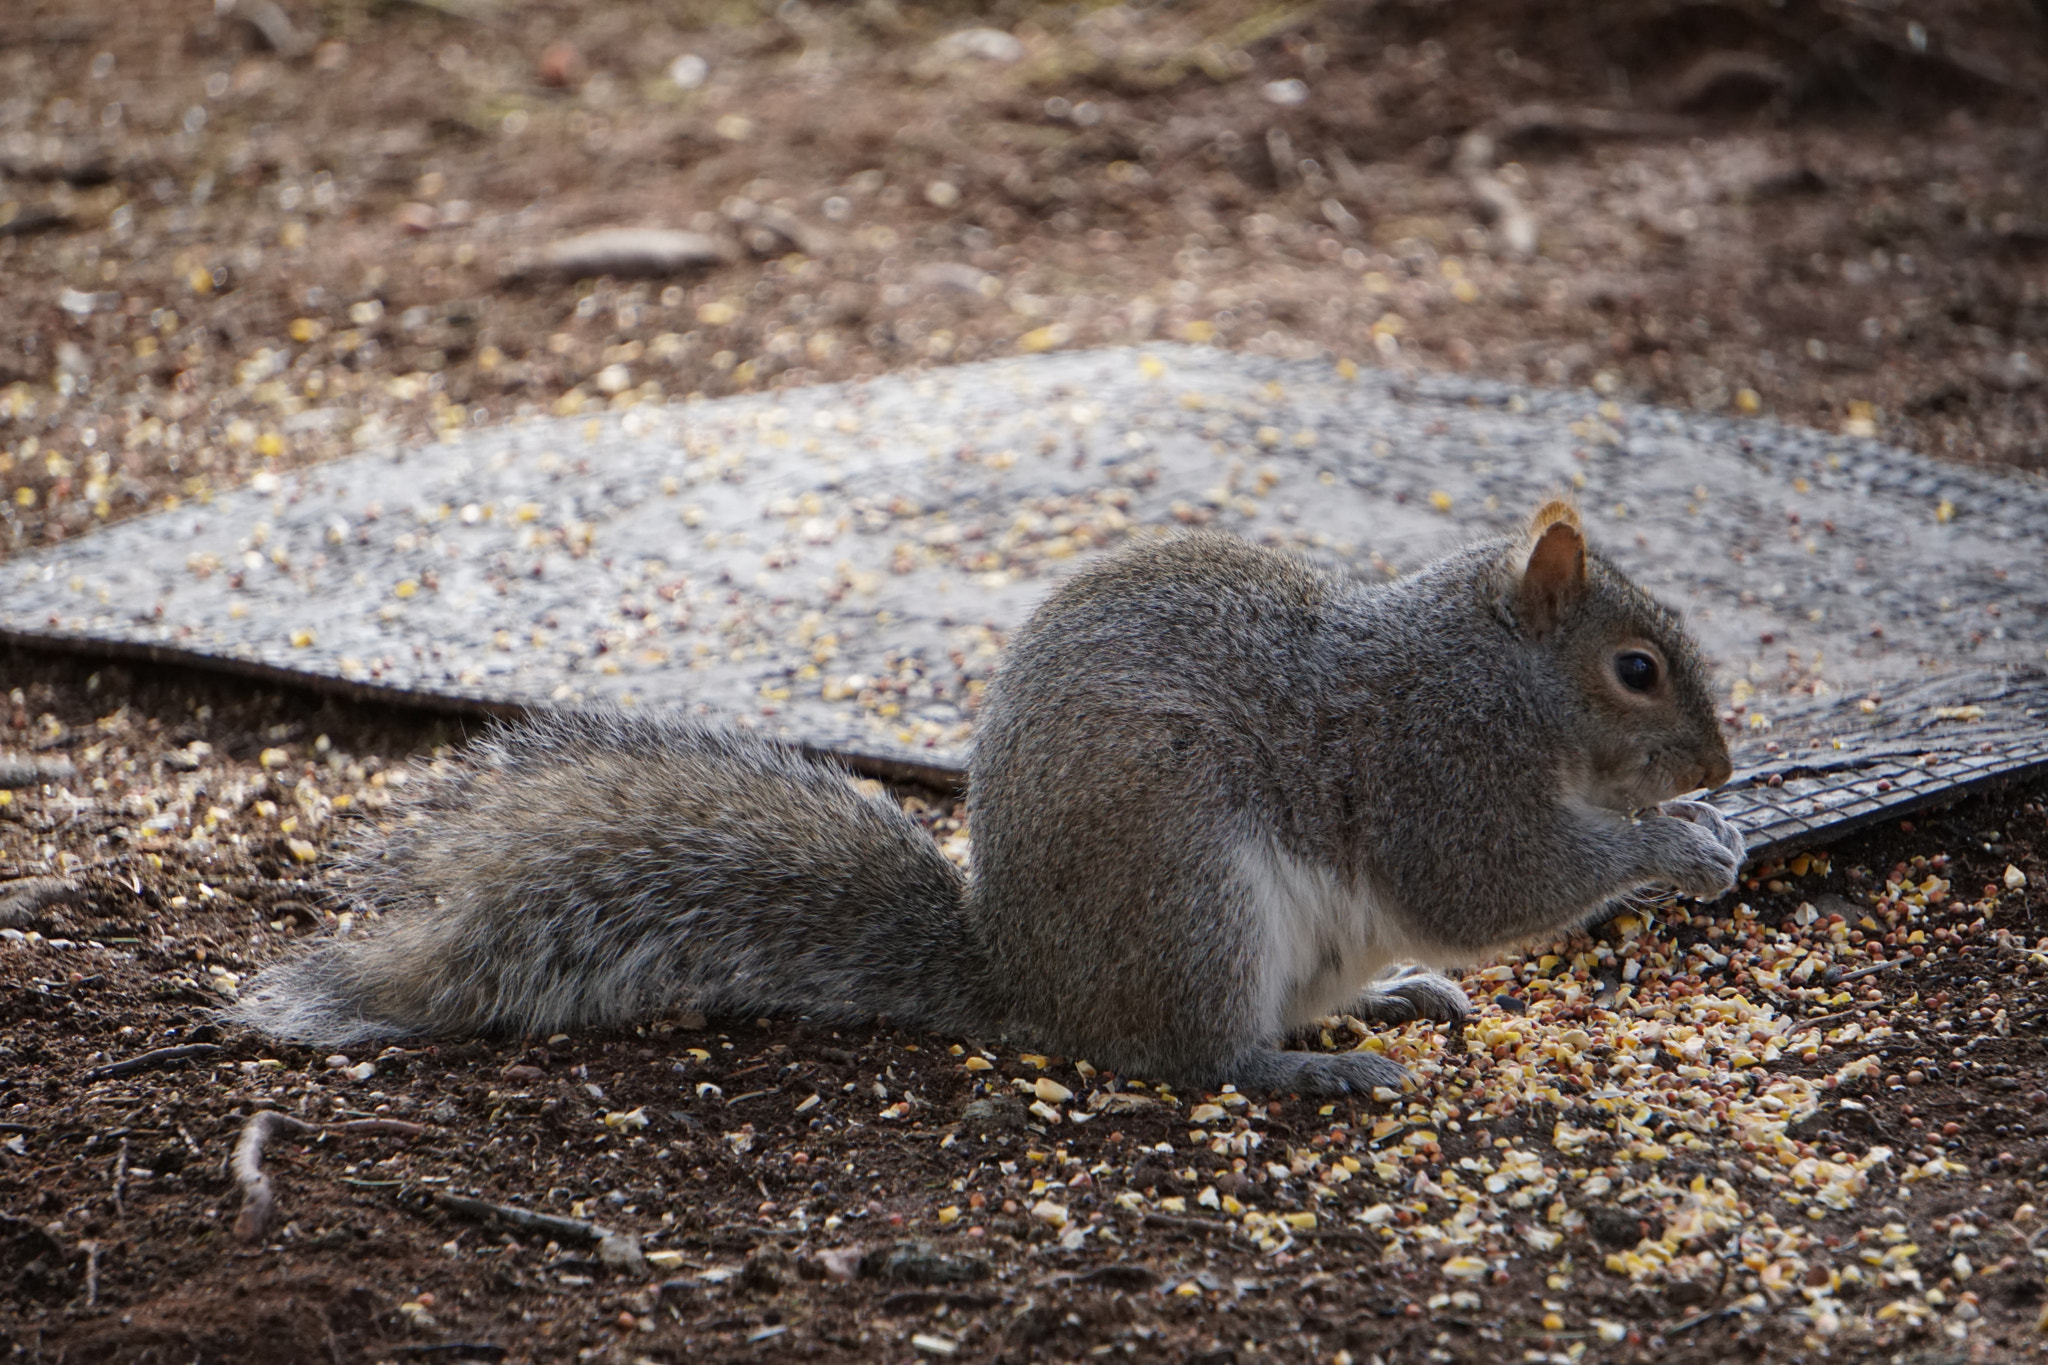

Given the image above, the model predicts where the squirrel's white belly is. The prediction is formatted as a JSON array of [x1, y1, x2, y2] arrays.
[[1234, 837, 1446, 1032]]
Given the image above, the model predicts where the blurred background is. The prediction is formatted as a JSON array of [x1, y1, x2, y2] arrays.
[[1, 0, 2043, 556]]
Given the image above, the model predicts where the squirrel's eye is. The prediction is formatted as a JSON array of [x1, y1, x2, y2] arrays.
[[1615, 650, 1660, 693]]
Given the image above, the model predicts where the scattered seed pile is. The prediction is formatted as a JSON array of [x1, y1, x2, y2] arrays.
[[3, 0, 2048, 1357], [0, 650, 2045, 1361], [3, 346, 2045, 853]]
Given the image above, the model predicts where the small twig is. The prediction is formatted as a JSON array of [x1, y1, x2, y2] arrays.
[[1823, 960, 1899, 986], [112, 1137, 129, 1219], [330, 1118, 427, 1138], [1786, 1010, 1859, 1035], [227, 1112, 430, 1244], [232, 1110, 315, 1244], [1452, 133, 1537, 258], [1140, 1209, 1374, 1246], [438, 1193, 645, 1273], [219, 0, 311, 59], [1140, 1212, 1230, 1237], [82, 1239, 101, 1308], [1669, 1304, 1739, 1334], [1287, 1223, 1377, 1245], [0, 876, 82, 927], [82, 1043, 221, 1083], [437, 1193, 612, 1245], [1265, 126, 1298, 190], [704, 1223, 806, 1242]]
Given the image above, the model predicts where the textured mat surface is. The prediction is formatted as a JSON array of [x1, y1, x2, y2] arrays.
[[4, 347, 2044, 857]]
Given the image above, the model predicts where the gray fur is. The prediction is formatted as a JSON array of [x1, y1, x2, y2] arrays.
[[966, 528, 1735, 1093], [233, 517, 1739, 1095], [230, 715, 985, 1046]]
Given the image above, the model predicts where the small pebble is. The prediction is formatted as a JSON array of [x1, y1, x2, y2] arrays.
[[667, 53, 709, 90]]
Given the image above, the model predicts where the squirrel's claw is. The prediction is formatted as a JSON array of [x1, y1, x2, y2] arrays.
[[1351, 967, 1472, 1026], [1647, 799, 1746, 899], [1225, 1047, 1412, 1097]]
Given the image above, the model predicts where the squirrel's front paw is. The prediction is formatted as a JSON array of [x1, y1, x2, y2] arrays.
[[1645, 800, 1745, 899]]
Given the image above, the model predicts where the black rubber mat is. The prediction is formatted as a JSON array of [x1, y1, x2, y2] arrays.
[[3, 347, 2042, 853]]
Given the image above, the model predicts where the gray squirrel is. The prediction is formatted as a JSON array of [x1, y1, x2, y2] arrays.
[[232, 499, 1742, 1095]]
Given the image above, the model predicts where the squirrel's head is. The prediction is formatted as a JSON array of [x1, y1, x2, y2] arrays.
[[1507, 499, 1732, 812]]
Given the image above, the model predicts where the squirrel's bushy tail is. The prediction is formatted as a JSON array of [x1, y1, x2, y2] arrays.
[[229, 713, 985, 1048]]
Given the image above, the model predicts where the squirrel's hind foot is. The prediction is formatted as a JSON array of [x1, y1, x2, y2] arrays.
[[1222, 1047, 1409, 1097], [1348, 967, 1472, 1026]]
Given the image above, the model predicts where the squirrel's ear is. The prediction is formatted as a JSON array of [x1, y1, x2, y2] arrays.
[[1516, 502, 1587, 640]]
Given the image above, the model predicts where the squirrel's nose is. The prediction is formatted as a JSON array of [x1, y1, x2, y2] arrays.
[[1702, 752, 1732, 790]]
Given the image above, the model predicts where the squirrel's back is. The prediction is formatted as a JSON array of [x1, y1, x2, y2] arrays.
[[964, 533, 1368, 1080], [229, 712, 983, 1046]]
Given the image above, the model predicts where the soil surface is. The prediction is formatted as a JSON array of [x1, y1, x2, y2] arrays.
[[2, 0, 2047, 563], [4, 1, 2048, 1362], [3, 651, 2048, 1365]]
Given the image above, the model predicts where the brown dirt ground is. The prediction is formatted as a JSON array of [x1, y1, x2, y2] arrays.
[[2, 652, 2047, 1364], [2, 0, 2047, 560], [4, 1, 2048, 1363]]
